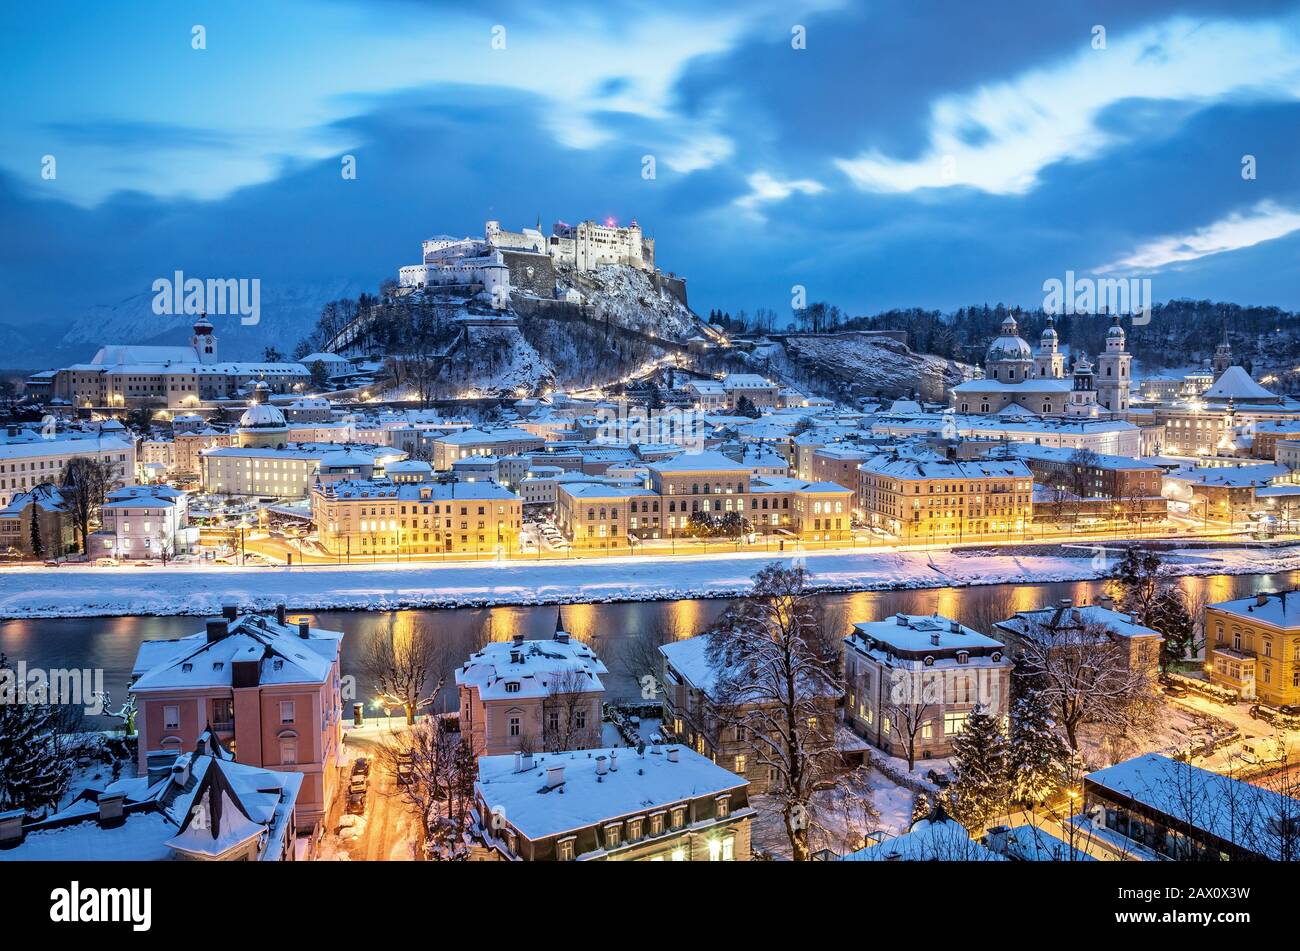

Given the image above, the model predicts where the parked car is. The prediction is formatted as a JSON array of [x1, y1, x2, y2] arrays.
[[95, 557, 119, 567], [1163, 683, 1188, 698], [351, 757, 370, 777], [43, 560, 60, 568]]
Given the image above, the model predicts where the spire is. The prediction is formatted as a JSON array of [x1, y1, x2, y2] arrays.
[[555, 608, 566, 635]]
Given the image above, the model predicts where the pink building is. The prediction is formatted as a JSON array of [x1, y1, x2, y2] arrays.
[[130, 605, 344, 834]]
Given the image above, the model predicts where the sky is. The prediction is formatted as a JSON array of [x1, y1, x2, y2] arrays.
[[2, 0, 1299, 345]]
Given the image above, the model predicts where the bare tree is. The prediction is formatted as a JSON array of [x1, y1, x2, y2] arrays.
[[541, 667, 600, 752], [375, 716, 476, 860], [616, 622, 675, 697], [884, 668, 941, 771], [705, 563, 842, 861], [60, 456, 113, 554], [1014, 618, 1156, 750], [361, 616, 456, 724]]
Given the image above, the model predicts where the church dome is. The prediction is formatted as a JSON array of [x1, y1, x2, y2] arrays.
[[239, 402, 286, 429], [986, 327, 1033, 363], [1040, 316, 1058, 342]]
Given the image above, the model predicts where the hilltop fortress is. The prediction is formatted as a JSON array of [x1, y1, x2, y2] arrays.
[[398, 218, 678, 309]]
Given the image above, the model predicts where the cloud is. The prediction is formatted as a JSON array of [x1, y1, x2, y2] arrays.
[[1099, 200, 1300, 272], [834, 14, 1300, 195], [734, 171, 826, 210]]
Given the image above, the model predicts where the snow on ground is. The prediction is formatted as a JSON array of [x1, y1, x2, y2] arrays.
[[6, 542, 1300, 618], [751, 767, 916, 859]]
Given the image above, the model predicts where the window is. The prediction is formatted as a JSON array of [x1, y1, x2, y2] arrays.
[[627, 818, 643, 841], [575, 707, 587, 730], [649, 812, 665, 836], [921, 720, 933, 740], [944, 712, 969, 735], [509, 716, 521, 737], [279, 700, 295, 724], [163, 704, 180, 730], [604, 823, 622, 849], [505, 682, 521, 693], [557, 837, 576, 861], [280, 736, 298, 765], [716, 795, 730, 819], [734, 754, 747, 774], [670, 806, 687, 830]]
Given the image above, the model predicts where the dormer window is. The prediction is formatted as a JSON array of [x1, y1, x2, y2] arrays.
[[956, 651, 970, 665], [505, 681, 521, 693]]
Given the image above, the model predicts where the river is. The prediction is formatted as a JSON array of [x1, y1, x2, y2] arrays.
[[4, 570, 1298, 727]]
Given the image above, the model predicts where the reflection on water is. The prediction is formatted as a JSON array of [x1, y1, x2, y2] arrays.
[[6, 569, 1300, 727]]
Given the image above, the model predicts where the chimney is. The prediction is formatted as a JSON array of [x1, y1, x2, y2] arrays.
[[949, 620, 961, 633], [895, 613, 908, 626], [275, 604, 287, 625], [521, 752, 534, 771], [985, 824, 1011, 856], [1257, 593, 1270, 607], [510, 650, 522, 664], [1098, 594, 1115, 611], [97, 792, 126, 827], [666, 747, 679, 763], [514, 751, 523, 772], [596, 755, 608, 775], [222, 604, 238, 621], [609, 750, 618, 772], [555, 631, 570, 645], [930, 633, 940, 646], [170, 755, 191, 787], [512, 633, 525, 647], [205, 618, 227, 643], [298, 619, 310, 639], [545, 764, 565, 789], [0, 808, 25, 849], [1059, 598, 1072, 609]]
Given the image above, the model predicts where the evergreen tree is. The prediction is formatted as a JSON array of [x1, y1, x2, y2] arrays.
[[29, 511, 43, 560], [1008, 687, 1070, 805], [1149, 589, 1195, 672], [949, 706, 1010, 832], [910, 789, 932, 826], [0, 654, 73, 813], [735, 395, 761, 418]]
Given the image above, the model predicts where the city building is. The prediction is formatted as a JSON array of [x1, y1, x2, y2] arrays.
[[855, 454, 1033, 541], [92, 485, 196, 561], [994, 599, 1162, 687], [311, 477, 522, 557], [0, 483, 75, 558], [1083, 753, 1299, 861], [0, 733, 303, 862], [201, 443, 400, 499], [129, 606, 345, 833], [430, 427, 546, 471], [1204, 591, 1300, 705], [471, 744, 751, 861], [658, 633, 838, 791], [842, 614, 1013, 760], [0, 433, 135, 508], [455, 620, 608, 756]]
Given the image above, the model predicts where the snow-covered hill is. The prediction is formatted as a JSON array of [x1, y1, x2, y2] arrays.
[[765, 332, 976, 402], [553, 264, 695, 338]]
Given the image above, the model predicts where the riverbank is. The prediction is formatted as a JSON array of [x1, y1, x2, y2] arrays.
[[5, 541, 1300, 618]]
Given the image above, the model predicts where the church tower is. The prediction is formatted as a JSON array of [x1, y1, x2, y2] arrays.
[[1033, 315, 1065, 379], [1067, 354, 1099, 417], [191, 314, 217, 365], [1212, 321, 1233, 377], [1095, 314, 1131, 413]]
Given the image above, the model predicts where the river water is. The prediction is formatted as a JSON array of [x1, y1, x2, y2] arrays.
[[4, 570, 1298, 726]]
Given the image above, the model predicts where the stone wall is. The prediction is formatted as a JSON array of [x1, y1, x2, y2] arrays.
[[501, 250, 556, 298]]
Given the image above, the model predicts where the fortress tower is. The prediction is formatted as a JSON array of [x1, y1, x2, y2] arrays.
[[1095, 314, 1131, 413]]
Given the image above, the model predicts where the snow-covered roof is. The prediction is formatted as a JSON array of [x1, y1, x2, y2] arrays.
[[1164, 463, 1287, 488], [0, 435, 133, 461], [1209, 590, 1300, 629], [1085, 754, 1296, 859], [455, 630, 607, 701], [857, 454, 1032, 481], [1204, 366, 1277, 402], [839, 810, 1002, 861], [437, 427, 538, 445], [647, 450, 749, 474], [475, 745, 746, 843], [321, 478, 517, 502], [131, 613, 342, 691], [849, 613, 1006, 654], [995, 603, 1161, 643]]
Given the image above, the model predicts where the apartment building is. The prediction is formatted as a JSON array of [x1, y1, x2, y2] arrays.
[[129, 607, 345, 833], [1205, 591, 1300, 705], [93, 484, 196, 560], [0, 434, 135, 508], [430, 427, 545, 470], [856, 454, 1033, 541], [842, 614, 1013, 760], [455, 622, 608, 755], [994, 600, 1162, 687], [472, 745, 752, 861], [312, 477, 522, 557], [0, 483, 75, 557], [659, 634, 838, 791]]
